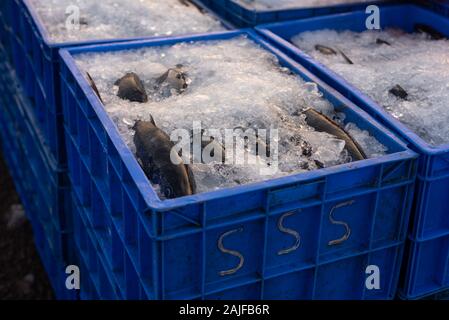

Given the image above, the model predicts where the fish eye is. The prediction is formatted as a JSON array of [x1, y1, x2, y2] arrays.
[[176, 74, 182, 79], [164, 186, 173, 198]]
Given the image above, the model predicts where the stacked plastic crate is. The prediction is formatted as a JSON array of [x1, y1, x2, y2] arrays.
[[197, 0, 400, 27], [0, 0, 75, 299], [58, 30, 417, 299], [0, 0, 430, 300], [255, 3, 449, 299], [0, 0, 230, 299]]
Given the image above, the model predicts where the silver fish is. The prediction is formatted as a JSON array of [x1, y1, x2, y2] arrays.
[[178, 0, 206, 14], [315, 44, 353, 64], [339, 50, 353, 65], [389, 84, 408, 100], [302, 108, 367, 161], [376, 38, 391, 46], [133, 118, 196, 198], [115, 72, 148, 103], [315, 44, 337, 55], [155, 65, 190, 97]]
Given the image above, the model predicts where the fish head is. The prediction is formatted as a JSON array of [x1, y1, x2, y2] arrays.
[[115, 72, 148, 103], [166, 68, 190, 91], [132, 117, 157, 132]]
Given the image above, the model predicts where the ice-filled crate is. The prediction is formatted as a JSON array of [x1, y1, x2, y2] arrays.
[[256, 4, 449, 299], [59, 30, 417, 300], [0, 0, 231, 167], [0, 55, 76, 300]]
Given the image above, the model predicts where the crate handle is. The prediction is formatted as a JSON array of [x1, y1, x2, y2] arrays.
[[277, 211, 301, 256], [218, 227, 245, 276], [328, 200, 354, 246]]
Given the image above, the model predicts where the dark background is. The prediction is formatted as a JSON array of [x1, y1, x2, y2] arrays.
[[0, 151, 53, 299]]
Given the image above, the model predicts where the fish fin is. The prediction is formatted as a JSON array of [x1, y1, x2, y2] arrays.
[[376, 38, 391, 46], [185, 164, 197, 194], [304, 108, 367, 160], [339, 50, 354, 64], [86, 72, 104, 104], [155, 70, 169, 85], [178, 0, 206, 14], [148, 115, 157, 127], [178, 0, 189, 6], [132, 120, 141, 131]]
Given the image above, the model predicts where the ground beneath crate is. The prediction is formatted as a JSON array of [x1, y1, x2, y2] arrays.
[[0, 152, 54, 300]]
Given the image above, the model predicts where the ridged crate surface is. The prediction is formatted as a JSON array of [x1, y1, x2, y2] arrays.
[[255, 4, 449, 299], [0, 52, 76, 300], [59, 30, 417, 300]]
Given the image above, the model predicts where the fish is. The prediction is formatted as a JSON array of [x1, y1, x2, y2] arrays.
[[389, 84, 408, 100], [86, 72, 104, 104], [315, 44, 353, 64], [133, 118, 196, 198], [155, 65, 190, 97], [376, 38, 391, 46], [414, 23, 446, 40], [339, 50, 354, 65], [302, 108, 367, 161], [79, 17, 89, 26], [315, 44, 337, 55], [178, 0, 206, 14], [65, 13, 89, 26], [114, 72, 148, 103]]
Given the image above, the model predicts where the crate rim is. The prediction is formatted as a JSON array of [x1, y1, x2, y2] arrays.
[[255, 3, 449, 157], [59, 29, 417, 211], [218, 0, 391, 15], [22, 0, 235, 48]]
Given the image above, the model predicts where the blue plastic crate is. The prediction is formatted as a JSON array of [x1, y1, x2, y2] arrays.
[[0, 54, 72, 240], [0, 0, 12, 62], [415, 0, 449, 16], [0, 101, 77, 301], [0, 50, 76, 300], [29, 210, 79, 300], [256, 4, 449, 299], [1, 0, 232, 168], [0, 107, 77, 300], [59, 29, 417, 300], [198, 0, 399, 27], [71, 193, 124, 300], [0, 90, 71, 259], [420, 287, 449, 300]]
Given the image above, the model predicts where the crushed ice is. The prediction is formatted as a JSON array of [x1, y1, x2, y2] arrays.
[[75, 36, 387, 196], [29, 0, 225, 43], [292, 28, 449, 146]]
